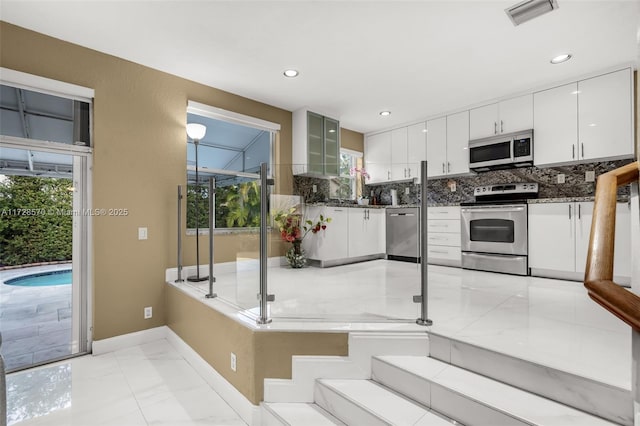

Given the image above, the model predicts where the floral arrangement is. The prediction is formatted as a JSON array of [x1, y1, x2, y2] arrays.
[[273, 208, 331, 268], [350, 167, 370, 196]]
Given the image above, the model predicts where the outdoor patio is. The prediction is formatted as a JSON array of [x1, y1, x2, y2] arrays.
[[0, 264, 72, 370]]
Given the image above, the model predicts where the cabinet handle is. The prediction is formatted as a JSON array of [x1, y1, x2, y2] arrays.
[[578, 204, 581, 219], [387, 171, 390, 180], [442, 163, 445, 173], [334, 209, 344, 212], [404, 168, 407, 178], [572, 144, 575, 159], [447, 162, 451, 173], [408, 168, 411, 178], [569, 205, 572, 220], [581, 143, 584, 158], [494, 122, 497, 134], [430, 249, 449, 254], [500, 120, 504, 133]]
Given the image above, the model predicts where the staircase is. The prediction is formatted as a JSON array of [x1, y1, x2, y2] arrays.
[[262, 332, 631, 426]]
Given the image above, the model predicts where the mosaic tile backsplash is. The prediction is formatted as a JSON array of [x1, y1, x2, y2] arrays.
[[294, 159, 634, 205]]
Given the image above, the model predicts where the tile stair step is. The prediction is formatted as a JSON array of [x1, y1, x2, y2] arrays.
[[262, 402, 345, 426], [372, 355, 618, 426], [314, 378, 454, 426]]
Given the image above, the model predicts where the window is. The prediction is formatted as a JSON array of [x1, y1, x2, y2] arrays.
[[330, 149, 362, 201], [186, 102, 279, 231]]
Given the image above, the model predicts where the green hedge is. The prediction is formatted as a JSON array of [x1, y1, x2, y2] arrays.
[[0, 176, 73, 266]]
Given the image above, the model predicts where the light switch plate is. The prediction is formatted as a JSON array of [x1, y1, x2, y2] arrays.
[[557, 174, 565, 184], [585, 171, 595, 182], [144, 306, 152, 319], [230, 353, 237, 372], [138, 227, 148, 240], [312, 184, 317, 193]]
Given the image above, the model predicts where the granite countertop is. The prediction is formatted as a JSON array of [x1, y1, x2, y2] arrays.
[[528, 196, 630, 204]]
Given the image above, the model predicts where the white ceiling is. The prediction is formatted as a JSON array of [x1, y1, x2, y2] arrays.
[[0, 1, 638, 134]]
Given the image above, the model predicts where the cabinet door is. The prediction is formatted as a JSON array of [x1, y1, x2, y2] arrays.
[[533, 83, 578, 166], [365, 131, 391, 183], [469, 103, 498, 140], [367, 208, 386, 255], [426, 117, 447, 178], [303, 207, 348, 261], [391, 127, 408, 181], [528, 203, 575, 273], [307, 111, 324, 174], [498, 94, 533, 134], [446, 110, 470, 175], [574, 202, 594, 274], [323, 117, 340, 176], [348, 208, 371, 258], [578, 69, 633, 161], [407, 122, 426, 183]]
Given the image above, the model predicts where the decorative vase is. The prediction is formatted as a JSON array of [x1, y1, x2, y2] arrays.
[[285, 240, 306, 268]]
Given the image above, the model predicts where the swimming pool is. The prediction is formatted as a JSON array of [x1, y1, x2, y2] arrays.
[[4, 270, 72, 287]]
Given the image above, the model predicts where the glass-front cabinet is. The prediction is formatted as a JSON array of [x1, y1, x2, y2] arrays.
[[293, 108, 340, 176]]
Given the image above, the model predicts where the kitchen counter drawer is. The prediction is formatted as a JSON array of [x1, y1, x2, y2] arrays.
[[427, 219, 461, 233], [427, 232, 461, 247], [427, 206, 460, 220], [426, 246, 461, 264]]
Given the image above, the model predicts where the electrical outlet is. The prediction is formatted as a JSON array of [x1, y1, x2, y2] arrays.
[[405, 187, 410, 195], [557, 174, 565, 184], [230, 352, 237, 372], [144, 306, 152, 319], [585, 170, 595, 182], [312, 184, 317, 193], [138, 227, 148, 240], [449, 182, 456, 192]]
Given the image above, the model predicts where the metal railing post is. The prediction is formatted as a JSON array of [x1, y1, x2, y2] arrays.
[[415, 160, 433, 326], [206, 177, 217, 299], [1, 333, 6, 426], [257, 162, 273, 324], [176, 185, 184, 283]]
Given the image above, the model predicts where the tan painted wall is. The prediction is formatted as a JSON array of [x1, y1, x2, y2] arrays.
[[166, 284, 348, 404], [340, 127, 364, 153], [0, 22, 294, 340]]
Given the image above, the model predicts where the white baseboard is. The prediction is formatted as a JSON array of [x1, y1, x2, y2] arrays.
[[92, 326, 167, 355], [166, 327, 261, 426]]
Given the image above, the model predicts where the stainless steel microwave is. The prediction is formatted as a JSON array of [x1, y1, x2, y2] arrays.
[[468, 129, 533, 172]]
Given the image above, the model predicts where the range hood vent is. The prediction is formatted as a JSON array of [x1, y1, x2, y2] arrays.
[[505, 0, 558, 26]]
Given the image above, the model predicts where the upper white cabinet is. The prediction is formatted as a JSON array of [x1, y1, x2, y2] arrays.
[[426, 111, 470, 178], [534, 68, 633, 167], [469, 94, 533, 140], [426, 117, 447, 178], [407, 122, 427, 183], [365, 123, 427, 184], [391, 127, 409, 181], [365, 131, 391, 184], [292, 108, 340, 176]]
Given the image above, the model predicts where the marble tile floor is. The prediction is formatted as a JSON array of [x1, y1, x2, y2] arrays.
[[184, 260, 632, 390], [5, 339, 248, 426], [1, 265, 73, 371]]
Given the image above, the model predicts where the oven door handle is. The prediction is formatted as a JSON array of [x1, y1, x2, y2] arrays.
[[461, 206, 526, 213]]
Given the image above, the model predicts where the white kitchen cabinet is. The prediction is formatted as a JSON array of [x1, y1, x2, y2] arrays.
[[348, 208, 385, 258], [426, 117, 447, 178], [446, 111, 470, 176], [426, 112, 470, 179], [532, 82, 578, 166], [302, 206, 385, 266], [469, 94, 533, 140], [407, 122, 427, 183], [534, 68, 633, 167], [302, 206, 348, 262], [426, 206, 461, 267], [529, 201, 631, 283], [391, 127, 408, 181], [293, 108, 340, 176], [365, 131, 391, 184]]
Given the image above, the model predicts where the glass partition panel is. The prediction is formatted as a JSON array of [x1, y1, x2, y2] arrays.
[[182, 169, 261, 319], [266, 163, 421, 322]]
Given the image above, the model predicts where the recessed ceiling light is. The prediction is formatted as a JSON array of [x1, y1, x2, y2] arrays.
[[422, 129, 428, 133], [283, 69, 299, 78], [328, 129, 336, 133], [550, 54, 572, 64], [571, 90, 581, 95], [379, 111, 391, 117]]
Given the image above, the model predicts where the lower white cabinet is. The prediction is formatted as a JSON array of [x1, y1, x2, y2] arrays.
[[302, 206, 385, 266], [426, 206, 461, 267], [528, 201, 630, 283]]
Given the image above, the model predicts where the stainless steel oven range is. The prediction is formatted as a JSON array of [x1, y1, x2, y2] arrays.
[[461, 183, 538, 275]]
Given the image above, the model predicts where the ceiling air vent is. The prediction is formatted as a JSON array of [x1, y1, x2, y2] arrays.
[[505, 0, 558, 26]]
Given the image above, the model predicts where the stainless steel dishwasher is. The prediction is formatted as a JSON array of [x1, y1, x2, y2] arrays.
[[386, 207, 420, 262]]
